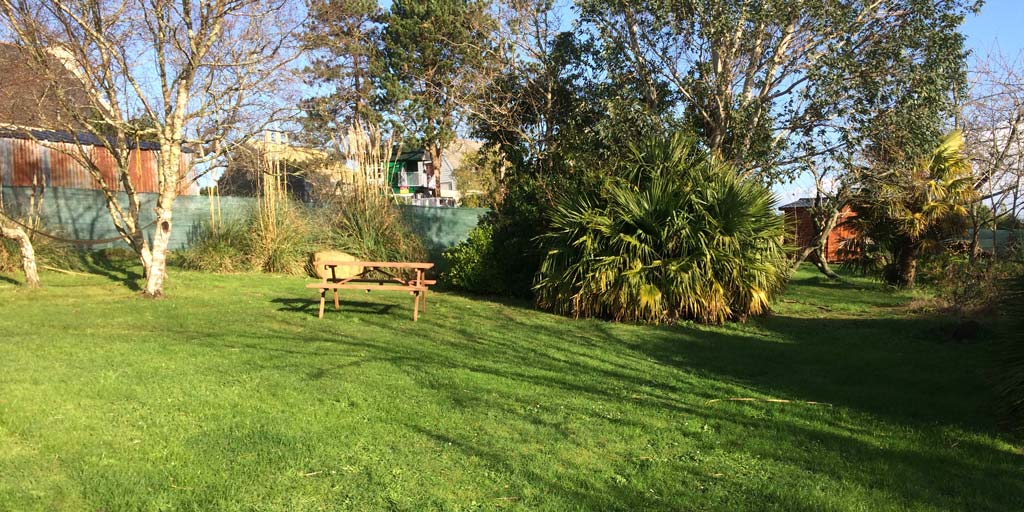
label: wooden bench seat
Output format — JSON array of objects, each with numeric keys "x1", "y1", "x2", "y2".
[{"x1": 307, "y1": 282, "x2": 427, "y2": 291}]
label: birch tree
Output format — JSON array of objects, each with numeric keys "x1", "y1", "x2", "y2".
[
  {"x1": 1, "y1": 0, "x2": 300, "y2": 297},
  {"x1": 963, "y1": 49, "x2": 1024, "y2": 257},
  {"x1": 0, "y1": 218, "x2": 39, "y2": 287}
]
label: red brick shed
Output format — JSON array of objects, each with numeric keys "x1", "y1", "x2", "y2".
[{"x1": 779, "y1": 198, "x2": 859, "y2": 263}]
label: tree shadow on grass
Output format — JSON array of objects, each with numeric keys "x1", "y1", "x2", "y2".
[
  {"x1": 69, "y1": 250, "x2": 143, "y2": 291},
  {"x1": 617, "y1": 313, "x2": 1006, "y2": 431},
  {"x1": 0, "y1": 273, "x2": 22, "y2": 286},
  {"x1": 403, "y1": 412, "x2": 1024, "y2": 512},
  {"x1": 271, "y1": 296, "x2": 396, "y2": 317},
  {"x1": 172, "y1": 307, "x2": 1024, "y2": 511}
]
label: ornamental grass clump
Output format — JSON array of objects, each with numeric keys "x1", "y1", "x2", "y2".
[{"x1": 534, "y1": 133, "x2": 788, "y2": 324}]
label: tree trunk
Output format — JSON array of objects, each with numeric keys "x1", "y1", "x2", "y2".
[
  {"x1": 891, "y1": 240, "x2": 920, "y2": 288},
  {"x1": 813, "y1": 248, "x2": 840, "y2": 280},
  {"x1": 790, "y1": 206, "x2": 841, "y2": 280},
  {"x1": 429, "y1": 145, "x2": 444, "y2": 198},
  {"x1": 143, "y1": 208, "x2": 172, "y2": 298},
  {"x1": 133, "y1": 235, "x2": 153, "y2": 278},
  {"x1": 1, "y1": 224, "x2": 40, "y2": 288},
  {"x1": 142, "y1": 144, "x2": 181, "y2": 298},
  {"x1": 968, "y1": 203, "x2": 981, "y2": 263}
]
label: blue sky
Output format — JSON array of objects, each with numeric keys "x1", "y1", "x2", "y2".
[{"x1": 963, "y1": 0, "x2": 1024, "y2": 59}]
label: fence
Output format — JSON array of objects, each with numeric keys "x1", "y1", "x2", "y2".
[{"x1": 1, "y1": 186, "x2": 486, "y2": 259}]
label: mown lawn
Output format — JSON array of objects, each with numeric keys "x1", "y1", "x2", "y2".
[{"x1": 1, "y1": 265, "x2": 1021, "y2": 511}]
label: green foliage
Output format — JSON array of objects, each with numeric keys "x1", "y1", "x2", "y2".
[
  {"x1": 482, "y1": 173, "x2": 565, "y2": 298},
  {"x1": 178, "y1": 195, "x2": 425, "y2": 275},
  {"x1": 178, "y1": 203, "x2": 315, "y2": 275},
  {"x1": 300, "y1": 0, "x2": 382, "y2": 142},
  {"x1": 250, "y1": 204, "x2": 318, "y2": 275},
  {"x1": 441, "y1": 222, "x2": 501, "y2": 293},
  {"x1": 535, "y1": 133, "x2": 789, "y2": 324},
  {"x1": 925, "y1": 253, "x2": 1008, "y2": 317},
  {"x1": 175, "y1": 220, "x2": 253, "y2": 274},
  {"x1": 850, "y1": 131, "x2": 977, "y2": 287},
  {"x1": 322, "y1": 193, "x2": 427, "y2": 264},
  {"x1": 995, "y1": 273, "x2": 1024, "y2": 433},
  {"x1": 378, "y1": 0, "x2": 494, "y2": 157},
  {"x1": 576, "y1": 0, "x2": 978, "y2": 182},
  {"x1": 452, "y1": 145, "x2": 505, "y2": 209}
]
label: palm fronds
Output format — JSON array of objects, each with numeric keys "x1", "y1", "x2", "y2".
[{"x1": 534, "y1": 133, "x2": 788, "y2": 324}]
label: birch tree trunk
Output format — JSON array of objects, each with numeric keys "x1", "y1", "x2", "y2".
[
  {"x1": 143, "y1": 142, "x2": 182, "y2": 298},
  {"x1": 0, "y1": 224, "x2": 40, "y2": 288}
]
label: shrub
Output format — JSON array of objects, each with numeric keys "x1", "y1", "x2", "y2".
[
  {"x1": 927, "y1": 255, "x2": 1001, "y2": 316},
  {"x1": 534, "y1": 132, "x2": 789, "y2": 325},
  {"x1": 442, "y1": 222, "x2": 503, "y2": 293},
  {"x1": 178, "y1": 193, "x2": 426, "y2": 276},
  {"x1": 322, "y1": 192, "x2": 426, "y2": 265},
  {"x1": 177, "y1": 220, "x2": 252, "y2": 273},
  {"x1": 249, "y1": 202, "x2": 317, "y2": 274}
]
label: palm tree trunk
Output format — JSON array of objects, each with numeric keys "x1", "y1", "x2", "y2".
[{"x1": 893, "y1": 240, "x2": 920, "y2": 288}]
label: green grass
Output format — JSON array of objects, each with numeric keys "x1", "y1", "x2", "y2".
[{"x1": 0, "y1": 265, "x2": 1021, "y2": 511}]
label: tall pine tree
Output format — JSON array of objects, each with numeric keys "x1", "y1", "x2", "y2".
[{"x1": 378, "y1": 0, "x2": 495, "y2": 195}]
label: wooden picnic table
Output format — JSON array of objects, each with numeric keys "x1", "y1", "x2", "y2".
[{"x1": 307, "y1": 260, "x2": 435, "y2": 321}]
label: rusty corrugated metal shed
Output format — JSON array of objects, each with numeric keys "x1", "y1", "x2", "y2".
[{"x1": 0, "y1": 133, "x2": 196, "y2": 195}]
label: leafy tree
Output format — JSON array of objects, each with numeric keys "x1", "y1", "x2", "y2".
[
  {"x1": 378, "y1": 0, "x2": 495, "y2": 195},
  {"x1": 577, "y1": 0, "x2": 980, "y2": 182},
  {"x1": 787, "y1": 0, "x2": 975, "y2": 279},
  {"x1": 453, "y1": 145, "x2": 506, "y2": 208}
]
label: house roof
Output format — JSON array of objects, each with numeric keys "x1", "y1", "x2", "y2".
[
  {"x1": 779, "y1": 197, "x2": 815, "y2": 210},
  {"x1": 0, "y1": 43, "x2": 96, "y2": 130},
  {"x1": 0, "y1": 127, "x2": 165, "y2": 150},
  {"x1": 391, "y1": 148, "x2": 429, "y2": 163}
]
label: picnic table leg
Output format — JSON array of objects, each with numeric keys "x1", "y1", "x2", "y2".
[
  {"x1": 413, "y1": 290, "x2": 420, "y2": 321},
  {"x1": 318, "y1": 288, "x2": 326, "y2": 319},
  {"x1": 417, "y1": 269, "x2": 426, "y2": 312},
  {"x1": 329, "y1": 265, "x2": 340, "y2": 310}
]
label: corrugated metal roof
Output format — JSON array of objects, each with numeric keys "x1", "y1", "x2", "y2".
[
  {"x1": 0, "y1": 127, "x2": 164, "y2": 150},
  {"x1": 0, "y1": 43, "x2": 97, "y2": 130}
]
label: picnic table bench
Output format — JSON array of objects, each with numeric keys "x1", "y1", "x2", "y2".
[{"x1": 307, "y1": 260, "x2": 435, "y2": 321}]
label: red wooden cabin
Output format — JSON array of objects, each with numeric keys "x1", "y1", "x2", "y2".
[{"x1": 779, "y1": 198, "x2": 859, "y2": 263}]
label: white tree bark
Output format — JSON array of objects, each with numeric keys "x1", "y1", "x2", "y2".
[
  {"x1": 2, "y1": 0, "x2": 301, "y2": 298},
  {"x1": 0, "y1": 223, "x2": 40, "y2": 288}
]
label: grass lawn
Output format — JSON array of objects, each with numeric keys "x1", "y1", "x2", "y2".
[{"x1": 1, "y1": 264, "x2": 1021, "y2": 511}]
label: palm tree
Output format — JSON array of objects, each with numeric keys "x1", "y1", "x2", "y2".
[
  {"x1": 852, "y1": 130, "x2": 976, "y2": 287},
  {"x1": 534, "y1": 133, "x2": 789, "y2": 324}
]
